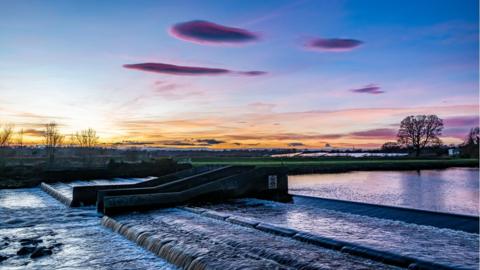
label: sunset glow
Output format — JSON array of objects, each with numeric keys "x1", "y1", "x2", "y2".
[{"x1": 0, "y1": 0, "x2": 478, "y2": 148}]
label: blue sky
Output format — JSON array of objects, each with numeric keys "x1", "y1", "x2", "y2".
[{"x1": 0, "y1": 0, "x2": 478, "y2": 148}]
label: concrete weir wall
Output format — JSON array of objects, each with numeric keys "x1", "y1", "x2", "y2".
[
  {"x1": 96, "y1": 166, "x2": 252, "y2": 212},
  {"x1": 71, "y1": 167, "x2": 214, "y2": 206},
  {"x1": 101, "y1": 167, "x2": 290, "y2": 215},
  {"x1": 40, "y1": 182, "x2": 72, "y2": 206}
]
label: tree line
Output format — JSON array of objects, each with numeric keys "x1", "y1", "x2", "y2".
[
  {"x1": 0, "y1": 122, "x2": 99, "y2": 164},
  {"x1": 1, "y1": 115, "x2": 479, "y2": 160},
  {"x1": 383, "y1": 115, "x2": 478, "y2": 158}
]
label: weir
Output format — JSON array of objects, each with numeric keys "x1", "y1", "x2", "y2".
[
  {"x1": 71, "y1": 166, "x2": 214, "y2": 206},
  {"x1": 38, "y1": 168, "x2": 479, "y2": 270},
  {"x1": 41, "y1": 165, "x2": 291, "y2": 214},
  {"x1": 100, "y1": 166, "x2": 290, "y2": 215}
]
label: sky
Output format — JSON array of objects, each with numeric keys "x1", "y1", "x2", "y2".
[{"x1": 0, "y1": 0, "x2": 478, "y2": 148}]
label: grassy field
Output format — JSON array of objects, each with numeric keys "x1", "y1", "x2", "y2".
[{"x1": 190, "y1": 157, "x2": 479, "y2": 173}]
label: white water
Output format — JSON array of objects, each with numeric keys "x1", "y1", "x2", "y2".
[
  {"x1": 199, "y1": 198, "x2": 479, "y2": 269},
  {"x1": 0, "y1": 188, "x2": 176, "y2": 270},
  {"x1": 48, "y1": 177, "x2": 150, "y2": 200},
  {"x1": 113, "y1": 208, "x2": 401, "y2": 269}
]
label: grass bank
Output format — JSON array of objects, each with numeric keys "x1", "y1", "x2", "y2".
[{"x1": 190, "y1": 157, "x2": 479, "y2": 174}]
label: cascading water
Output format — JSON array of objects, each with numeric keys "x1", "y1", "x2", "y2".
[
  {"x1": 0, "y1": 188, "x2": 176, "y2": 270},
  {"x1": 104, "y1": 207, "x2": 401, "y2": 270},
  {"x1": 196, "y1": 197, "x2": 479, "y2": 269},
  {"x1": 3, "y1": 174, "x2": 478, "y2": 270}
]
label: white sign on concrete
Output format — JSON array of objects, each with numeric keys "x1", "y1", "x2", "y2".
[{"x1": 268, "y1": 175, "x2": 278, "y2": 189}]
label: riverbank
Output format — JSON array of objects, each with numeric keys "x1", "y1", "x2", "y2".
[
  {"x1": 1, "y1": 157, "x2": 477, "y2": 189},
  {"x1": 191, "y1": 157, "x2": 479, "y2": 174}
]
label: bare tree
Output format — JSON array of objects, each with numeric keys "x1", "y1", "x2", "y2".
[
  {"x1": 73, "y1": 128, "x2": 98, "y2": 148},
  {"x1": 0, "y1": 123, "x2": 14, "y2": 147},
  {"x1": 464, "y1": 127, "x2": 479, "y2": 146},
  {"x1": 16, "y1": 128, "x2": 24, "y2": 147},
  {"x1": 460, "y1": 127, "x2": 479, "y2": 158},
  {"x1": 44, "y1": 122, "x2": 64, "y2": 164},
  {"x1": 397, "y1": 115, "x2": 443, "y2": 157},
  {"x1": 73, "y1": 128, "x2": 99, "y2": 166}
]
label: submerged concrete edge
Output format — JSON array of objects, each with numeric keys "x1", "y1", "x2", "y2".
[
  {"x1": 40, "y1": 182, "x2": 73, "y2": 207},
  {"x1": 293, "y1": 194, "x2": 479, "y2": 220},
  {"x1": 181, "y1": 207, "x2": 467, "y2": 270}
]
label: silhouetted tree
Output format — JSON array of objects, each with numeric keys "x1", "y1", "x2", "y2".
[
  {"x1": 381, "y1": 141, "x2": 401, "y2": 152},
  {"x1": 397, "y1": 115, "x2": 443, "y2": 157},
  {"x1": 16, "y1": 128, "x2": 24, "y2": 147},
  {"x1": 73, "y1": 128, "x2": 99, "y2": 166},
  {"x1": 0, "y1": 123, "x2": 14, "y2": 147},
  {"x1": 460, "y1": 127, "x2": 479, "y2": 158},
  {"x1": 464, "y1": 127, "x2": 479, "y2": 146},
  {"x1": 0, "y1": 123, "x2": 14, "y2": 165},
  {"x1": 74, "y1": 128, "x2": 98, "y2": 148},
  {"x1": 44, "y1": 122, "x2": 64, "y2": 164}
]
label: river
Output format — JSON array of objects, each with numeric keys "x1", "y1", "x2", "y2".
[{"x1": 289, "y1": 167, "x2": 479, "y2": 215}]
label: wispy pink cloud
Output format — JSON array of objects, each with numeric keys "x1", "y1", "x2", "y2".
[
  {"x1": 248, "y1": 102, "x2": 276, "y2": 111},
  {"x1": 349, "y1": 128, "x2": 397, "y2": 139},
  {"x1": 443, "y1": 115, "x2": 479, "y2": 127},
  {"x1": 441, "y1": 115, "x2": 479, "y2": 140},
  {"x1": 443, "y1": 128, "x2": 471, "y2": 140},
  {"x1": 153, "y1": 81, "x2": 204, "y2": 100},
  {"x1": 169, "y1": 20, "x2": 259, "y2": 45}
]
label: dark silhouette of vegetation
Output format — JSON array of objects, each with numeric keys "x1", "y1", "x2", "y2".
[
  {"x1": 16, "y1": 128, "x2": 24, "y2": 147},
  {"x1": 0, "y1": 124, "x2": 15, "y2": 167},
  {"x1": 381, "y1": 142, "x2": 402, "y2": 152},
  {"x1": 460, "y1": 127, "x2": 479, "y2": 158},
  {"x1": 73, "y1": 128, "x2": 98, "y2": 148},
  {"x1": 73, "y1": 128, "x2": 99, "y2": 165},
  {"x1": 0, "y1": 123, "x2": 14, "y2": 147},
  {"x1": 397, "y1": 115, "x2": 443, "y2": 157},
  {"x1": 44, "y1": 122, "x2": 64, "y2": 165}
]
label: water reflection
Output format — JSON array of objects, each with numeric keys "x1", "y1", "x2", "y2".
[{"x1": 288, "y1": 168, "x2": 479, "y2": 215}]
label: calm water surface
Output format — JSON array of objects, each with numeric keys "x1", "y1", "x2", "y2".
[{"x1": 288, "y1": 167, "x2": 479, "y2": 215}]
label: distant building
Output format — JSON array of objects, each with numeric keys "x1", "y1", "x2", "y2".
[{"x1": 448, "y1": 148, "x2": 460, "y2": 157}]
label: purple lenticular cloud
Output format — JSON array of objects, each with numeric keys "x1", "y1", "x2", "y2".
[
  {"x1": 124, "y1": 63, "x2": 229, "y2": 75},
  {"x1": 306, "y1": 38, "x2": 363, "y2": 51},
  {"x1": 169, "y1": 20, "x2": 259, "y2": 45},
  {"x1": 350, "y1": 84, "x2": 384, "y2": 94},
  {"x1": 238, "y1": 71, "x2": 267, "y2": 76},
  {"x1": 123, "y1": 62, "x2": 266, "y2": 76}
]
